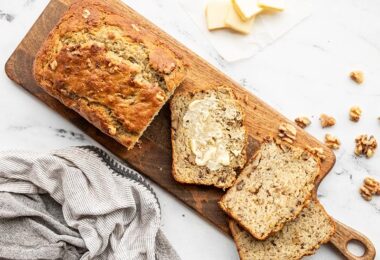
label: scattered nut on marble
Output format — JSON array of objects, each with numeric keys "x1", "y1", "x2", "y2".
[
  {"x1": 350, "y1": 70, "x2": 364, "y2": 84},
  {"x1": 354, "y1": 134, "x2": 377, "y2": 158},
  {"x1": 278, "y1": 123, "x2": 297, "y2": 144},
  {"x1": 319, "y1": 114, "x2": 336, "y2": 128},
  {"x1": 349, "y1": 106, "x2": 362, "y2": 122},
  {"x1": 325, "y1": 134, "x2": 340, "y2": 150},
  {"x1": 360, "y1": 177, "x2": 380, "y2": 201},
  {"x1": 294, "y1": 116, "x2": 311, "y2": 129}
]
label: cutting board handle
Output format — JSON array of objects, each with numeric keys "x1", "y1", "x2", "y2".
[{"x1": 330, "y1": 220, "x2": 376, "y2": 260}]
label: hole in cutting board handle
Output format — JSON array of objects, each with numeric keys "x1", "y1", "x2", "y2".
[{"x1": 347, "y1": 239, "x2": 366, "y2": 257}]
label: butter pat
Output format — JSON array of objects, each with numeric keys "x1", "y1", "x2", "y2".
[
  {"x1": 205, "y1": 0, "x2": 230, "y2": 31},
  {"x1": 258, "y1": 0, "x2": 285, "y2": 12},
  {"x1": 232, "y1": 0, "x2": 262, "y2": 21},
  {"x1": 183, "y1": 96, "x2": 232, "y2": 171},
  {"x1": 225, "y1": 4, "x2": 255, "y2": 34}
]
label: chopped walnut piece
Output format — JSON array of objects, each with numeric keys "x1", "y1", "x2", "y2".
[
  {"x1": 294, "y1": 117, "x2": 311, "y2": 129},
  {"x1": 49, "y1": 60, "x2": 57, "y2": 71},
  {"x1": 108, "y1": 125, "x2": 117, "y2": 136},
  {"x1": 325, "y1": 134, "x2": 340, "y2": 150},
  {"x1": 349, "y1": 106, "x2": 362, "y2": 122},
  {"x1": 360, "y1": 177, "x2": 380, "y2": 201},
  {"x1": 364, "y1": 177, "x2": 380, "y2": 195},
  {"x1": 350, "y1": 71, "x2": 364, "y2": 84},
  {"x1": 155, "y1": 92, "x2": 165, "y2": 102},
  {"x1": 360, "y1": 186, "x2": 373, "y2": 201},
  {"x1": 82, "y1": 9, "x2": 91, "y2": 19},
  {"x1": 278, "y1": 123, "x2": 297, "y2": 144},
  {"x1": 355, "y1": 135, "x2": 377, "y2": 158},
  {"x1": 319, "y1": 114, "x2": 336, "y2": 128},
  {"x1": 307, "y1": 146, "x2": 326, "y2": 161},
  {"x1": 274, "y1": 138, "x2": 291, "y2": 152}
]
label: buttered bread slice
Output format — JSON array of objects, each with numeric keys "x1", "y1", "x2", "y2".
[
  {"x1": 229, "y1": 200, "x2": 335, "y2": 260},
  {"x1": 170, "y1": 88, "x2": 247, "y2": 189},
  {"x1": 219, "y1": 138, "x2": 320, "y2": 239}
]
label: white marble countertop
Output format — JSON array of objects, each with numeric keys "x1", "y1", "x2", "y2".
[{"x1": 0, "y1": 0, "x2": 379, "y2": 259}]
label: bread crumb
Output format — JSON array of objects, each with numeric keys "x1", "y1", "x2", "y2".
[
  {"x1": 360, "y1": 177, "x2": 380, "y2": 201},
  {"x1": 294, "y1": 117, "x2": 311, "y2": 129},
  {"x1": 349, "y1": 106, "x2": 362, "y2": 122},
  {"x1": 350, "y1": 71, "x2": 364, "y2": 84},
  {"x1": 355, "y1": 134, "x2": 377, "y2": 158},
  {"x1": 319, "y1": 114, "x2": 336, "y2": 128},
  {"x1": 324, "y1": 134, "x2": 340, "y2": 150},
  {"x1": 278, "y1": 123, "x2": 297, "y2": 144}
]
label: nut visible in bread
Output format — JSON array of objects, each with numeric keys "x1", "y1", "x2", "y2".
[{"x1": 33, "y1": 0, "x2": 187, "y2": 149}]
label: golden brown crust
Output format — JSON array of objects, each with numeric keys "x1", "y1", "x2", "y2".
[
  {"x1": 219, "y1": 137, "x2": 321, "y2": 240},
  {"x1": 228, "y1": 220, "x2": 247, "y2": 260},
  {"x1": 33, "y1": 0, "x2": 186, "y2": 149}
]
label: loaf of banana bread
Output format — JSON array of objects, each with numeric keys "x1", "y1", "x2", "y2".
[{"x1": 33, "y1": 0, "x2": 186, "y2": 149}]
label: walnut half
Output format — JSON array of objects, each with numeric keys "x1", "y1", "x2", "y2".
[
  {"x1": 360, "y1": 177, "x2": 380, "y2": 201},
  {"x1": 325, "y1": 134, "x2": 340, "y2": 150},
  {"x1": 349, "y1": 106, "x2": 362, "y2": 122},
  {"x1": 307, "y1": 146, "x2": 326, "y2": 161},
  {"x1": 350, "y1": 71, "x2": 364, "y2": 84},
  {"x1": 278, "y1": 123, "x2": 297, "y2": 144},
  {"x1": 355, "y1": 134, "x2": 377, "y2": 158},
  {"x1": 294, "y1": 117, "x2": 311, "y2": 129},
  {"x1": 319, "y1": 114, "x2": 336, "y2": 128}
]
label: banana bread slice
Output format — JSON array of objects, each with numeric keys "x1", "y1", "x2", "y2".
[
  {"x1": 229, "y1": 200, "x2": 335, "y2": 260},
  {"x1": 170, "y1": 87, "x2": 247, "y2": 189},
  {"x1": 219, "y1": 138, "x2": 320, "y2": 239},
  {"x1": 33, "y1": 0, "x2": 186, "y2": 149}
]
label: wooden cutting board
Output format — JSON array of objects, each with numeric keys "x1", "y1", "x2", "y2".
[{"x1": 5, "y1": 0, "x2": 375, "y2": 259}]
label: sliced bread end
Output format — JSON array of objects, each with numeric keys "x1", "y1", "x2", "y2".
[{"x1": 229, "y1": 200, "x2": 335, "y2": 260}]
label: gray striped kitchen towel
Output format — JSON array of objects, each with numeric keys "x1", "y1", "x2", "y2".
[{"x1": 0, "y1": 146, "x2": 180, "y2": 260}]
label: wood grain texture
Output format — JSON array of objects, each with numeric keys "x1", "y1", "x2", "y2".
[
  {"x1": 4, "y1": 0, "x2": 375, "y2": 258},
  {"x1": 330, "y1": 220, "x2": 376, "y2": 260}
]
